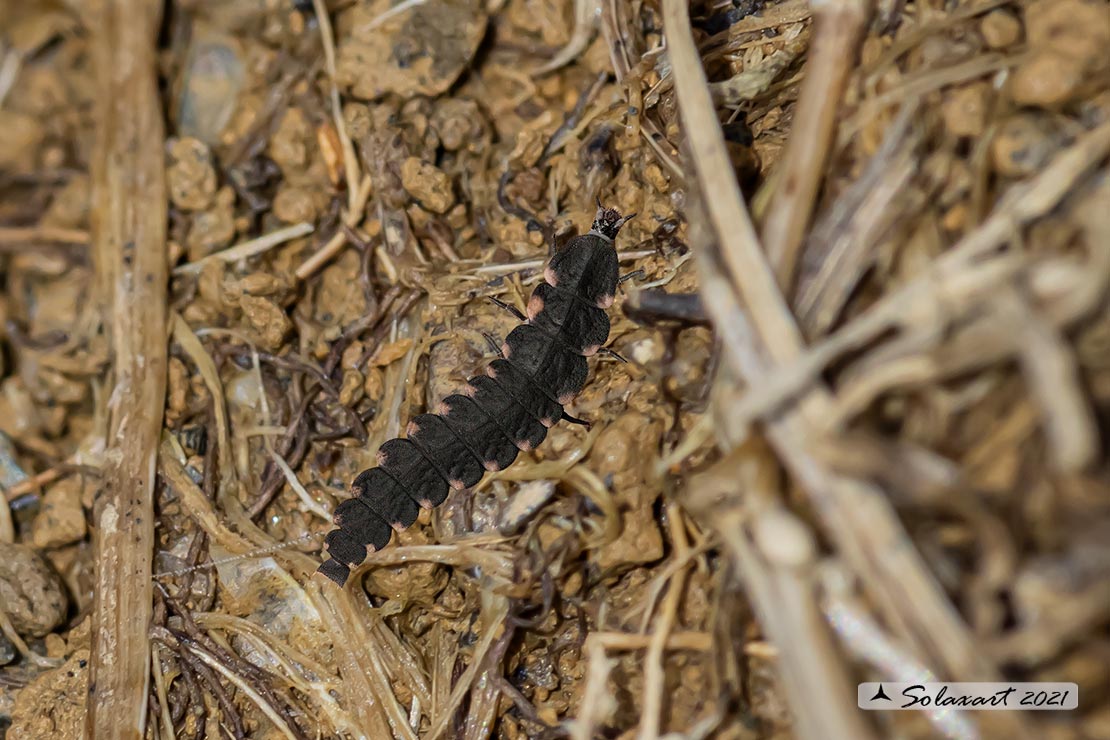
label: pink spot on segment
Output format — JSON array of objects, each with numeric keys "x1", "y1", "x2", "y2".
[
  {"x1": 463, "y1": 384, "x2": 477, "y2": 397},
  {"x1": 541, "y1": 417, "x2": 555, "y2": 428},
  {"x1": 501, "y1": 342, "x2": 511, "y2": 357},
  {"x1": 484, "y1": 460, "x2": 501, "y2": 472},
  {"x1": 558, "y1": 392, "x2": 576, "y2": 404},
  {"x1": 517, "y1": 439, "x2": 534, "y2": 451},
  {"x1": 449, "y1": 478, "x2": 466, "y2": 491},
  {"x1": 582, "y1": 344, "x2": 600, "y2": 356},
  {"x1": 544, "y1": 266, "x2": 558, "y2": 286},
  {"x1": 406, "y1": 420, "x2": 421, "y2": 436},
  {"x1": 527, "y1": 294, "x2": 545, "y2": 320},
  {"x1": 596, "y1": 293, "x2": 615, "y2": 309},
  {"x1": 435, "y1": 401, "x2": 451, "y2": 415}
]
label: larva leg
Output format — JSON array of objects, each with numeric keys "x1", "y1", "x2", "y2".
[
  {"x1": 488, "y1": 296, "x2": 527, "y2": 322},
  {"x1": 482, "y1": 332, "x2": 505, "y2": 357},
  {"x1": 619, "y1": 269, "x2": 645, "y2": 284},
  {"x1": 597, "y1": 346, "x2": 628, "y2": 363},
  {"x1": 561, "y1": 410, "x2": 591, "y2": 429}
]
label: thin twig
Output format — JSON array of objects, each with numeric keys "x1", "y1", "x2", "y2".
[
  {"x1": 638, "y1": 503, "x2": 692, "y2": 740},
  {"x1": 0, "y1": 602, "x2": 63, "y2": 668},
  {"x1": 0, "y1": 225, "x2": 90, "y2": 245},
  {"x1": 2, "y1": 462, "x2": 101, "y2": 501},
  {"x1": 295, "y1": 175, "x2": 373, "y2": 280},
  {"x1": 268, "y1": 448, "x2": 333, "y2": 520},
  {"x1": 532, "y1": 0, "x2": 603, "y2": 75},
  {"x1": 172, "y1": 222, "x2": 314, "y2": 275},
  {"x1": 311, "y1": 0, "x2": 360, "y2": 213}
]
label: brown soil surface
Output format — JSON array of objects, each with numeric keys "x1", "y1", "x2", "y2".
[{"x1": 2, "y1": 0, "x2": 1110, "y2": 738}]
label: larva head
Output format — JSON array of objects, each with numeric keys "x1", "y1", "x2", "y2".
[{"x1": 589, "y1": 201, "x2": 636, "y2": 242}]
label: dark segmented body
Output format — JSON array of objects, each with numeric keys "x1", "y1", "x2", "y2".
[{"x1": 317, "y1": 205, "x2": 632, "y2": 585}]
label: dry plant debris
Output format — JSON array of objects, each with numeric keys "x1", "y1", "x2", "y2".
[{"x1": 2, "y1": 0, "x2": 1110, "y2": 738}]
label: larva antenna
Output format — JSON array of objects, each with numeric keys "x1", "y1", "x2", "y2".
[{"x1": 152, "y1": 531, "x2": 325, "y2": 580}]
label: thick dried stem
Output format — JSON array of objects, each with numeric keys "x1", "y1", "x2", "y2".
[{"x1": 86, "y1": 1, "x2": 168, "y2": 737}]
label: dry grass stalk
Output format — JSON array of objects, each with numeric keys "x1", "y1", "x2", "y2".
[
  {"x1": 171, "y1": 222, "x2": 314, "y2": 275},
  {"x1": 0, "y1": 602, "x2": 61, "y2": 669},
  {"x1": 760, "y1": 0, "x2": 872, "y2": 291},
  {"x1": 568, "y1": 639, "x2": 618, "y2": 740},
  {"x1": 310, "y1": 0, "x2": 360, "y2": 214},
  {"x1": 996, "y1": 285, "x2": 1097, "y2": 472},
  {"x1": 311, "y1": 586, "x2": 420, "y2": 739},
  {"x1": 662, "y1": 3, "x2": 875, "y2": 737},
  {"x1": 84, "y1": 1, "x2": 168, "y2": 737},
  {"x1": 532, "y1": 0, "x2": 603, "y2": 75},
  {"x1": 687, "y1": 445, "x2": 875, "y2": 740},
  {"x1": 1, "y1": 464, "x2": 69, "y2": 501},
  {"x1": 638, "y1": 503, "x2": 694, "y2": 740},
  {"x1": 819, "y1": 569, "x2": 978, "y2": 740},
  {"x1": 663, "y1": 1, "x2": 1039, "y2": 737},
  {"x1": 601, "y1": 0, "x2": 684, "y2": 178},
  {"x1": 294, "y1": 174, "x2": 373, "y2": 280},
  {"x1": 158, "y1": 439, "x2": 254, "y2": 556},
  {"x1": 794, "y1": 101, "x2": 920, "y2": 335}
]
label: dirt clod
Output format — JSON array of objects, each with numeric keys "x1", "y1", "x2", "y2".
[
  {"x1": 0, "y1": 543, "x2": 68, "y2": 638},
  {"x1": 7, "y1": 649, "x2": 89, "y2": 740},
  {"x1": 31, "y1": 478, "x2": 88, "y2": 550},
  {"x1": 167, "y1": 137, "x2": 218, "y2": 211},
  {"x1": 980, "y1": 9, "x2": 1023, "y2": 49},
  {"x1": 400, "y1": 157, "x2": 455, "y2": 214},
  {"x1": 1010, "y1": 0, "x2": 1110, "y2": 108}
]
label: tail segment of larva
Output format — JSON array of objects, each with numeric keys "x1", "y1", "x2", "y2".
[{"x1": 316, "y1": 204, "x2": 632, "y2": 586}]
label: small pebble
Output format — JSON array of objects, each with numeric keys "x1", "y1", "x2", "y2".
[
  {"x1": 272, "y1": 184, "x2": 320, "y2": 224},
  {"x1": 499, "y1": 480, "x2": 557, "y2": 533},
  {"x1": 0, "y1": 432, "x2": 29, "y2": 490},
  {"x1": 338, "y1": 369, "x2": 364, "y2": 407},
  {"x1": 238, "y1": 295, "x2": 293, "y2": 352},
  {"x1": 8, "y1": 648, "x2": 89, "y2": 739},
  {"x1": 942, "y1": 83, "x2": 991, "y2": 138},
  {"x1": 593, "y1": 424, "x2": 635, "y2": 477},
  {"x1": 431, "y1": 99, "x2": 483, "y2": 151},
  {"x1": 1010, "y1": 0, "x2": 1110, "y2": 109},
  {"x1": 1010, "y1": 51, "x2": 1088, "y2": 109},
  {"x1": 400, "y1": 157, "x2": 455, "y2": 214},
  {"x1": 754, "y1": 508, "x2": 816, "y2": 569},
  {"x1": 0, "y1": 632, "x2": 15, "y2": 665},
  {"x1": 31, "y1": 477, "x2": 88, "y2": 549},
  {"x1": 167, "y1": 356, "x2": 190, "y2": 417},
  {"x1": 269, "y1": 108, "x2": 313, "y2": 171},
  {"x1": 0, "y1": 542, "x2": 69, "y2": 638},
  {"x1": 187, "y1": 186, "x2": 236, "y2": 260},
  {"x1": 175, "y1": 30, "x2": 244, "y2": 144},
  {"x1": 0, "y1": 110, "x2": 45, "y2": 172},
  {"x1": 980, "y1": 10, "x2": 1022, "y2": 49},
  {"x1": 990, "y1": 114, "x2": 1062, "y2": 178},
  {"x1": 166, "y1": 137, "x2": 218, "y2": 211}
]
